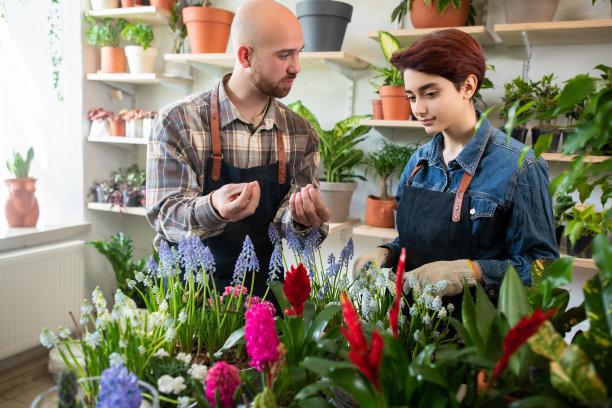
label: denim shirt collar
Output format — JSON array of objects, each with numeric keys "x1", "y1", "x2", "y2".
[{"x1": 426, "y1": 110, "x2": 492, "y2": 176}]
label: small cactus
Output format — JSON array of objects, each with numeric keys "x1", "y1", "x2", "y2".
[{"x1": 57, "y1": 371, "x2": 80, "y2": 408}]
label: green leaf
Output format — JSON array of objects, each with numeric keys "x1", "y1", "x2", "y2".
[
  {"x1": 593, "y1": 233, "x2": 612, "y2": 280},
  {"x1": 533, "y1": 132, "x2": 552, "y2": 159},
  {"x1": 379, "y1": 31, "x2": 401, "y2": 62},
  {"x1": 305, "y1": 304, "x2": 341, "y2": 344},
  {"x1": 213, "y1": 327, "x2": 245, "y2": 358},
  {"x1": 507, "y1": 395, "x2": 572, "y2": 408},
  {"x1": 293, "y1": 382, "x2": 332, "y2": 400},
  {"x1": 268, "y1": 281, "x2": 291, "y2": 314},
  {"x1": 474, "y1": 283, "x2": 497, "y2": 345},
  {"x1": 499, "y1": 265, "x2": 532, "y2": 328}
]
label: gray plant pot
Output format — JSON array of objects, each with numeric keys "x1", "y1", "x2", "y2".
[
  {"x1": 319, "y1": 181, "x2": 356, "y2": 223},
  {"x1": 296, "y1": 0, "x2": 353, "y2": 52}
]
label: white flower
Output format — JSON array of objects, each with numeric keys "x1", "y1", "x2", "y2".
[
  {"x1": 149, "y1": 311, "x2": 166, "y2": 328},
  {"x1": 175, "y1": 352, "x2": 192, "y2": 366},
  {"x1": 92, "y1": 286, "x2": 107, "y2": 313},
  {"x1": 40, "y1": 328, "x2": 58, "y2": 348},
  {"x1": 164, "y1": 316, "x2": 175, "y2": 329},
  {"x1": 80, "y1": 315, "x2": 89, "y2": 325},
  {"x1": 398, "y1": 314, "x2": 406, "y2": 326},
  {"x1": 433, "y1": 280, "x2": 448, "y2": 294},
  {"x1": 81, "y1": 299, "x2": 93, "y2": 315},
  {"x1": 422, "y1": 314, "x2": 431, "y2": 326},
  {"x1": 58, "y1": 326, "x2": 70, "y2": 339},
  {"x1": 438, "y1": 307, "x2": 447, "y2": 318},
  {"x1": 159, "y1": 300, "x2": 168, "y2": 312},
  {"x1": 84, "y1": 331, "x2": 102, "y2": 348},
  {"x1": 127, "y1": 279, "x2": 136, "y2": 289},
  {"x1": 153, "y1": 348, "x2": 169, "y2": 358},
  {"x1": 409, "y1": 305, "x2": 418, "y2": 317},
  {"x1": 138, "y1": 345, "x2": 146, "y2": 355},
  {"x1": 177, "y1": 396, "x2": 190, "y2": 408},
  {"x1": 144, "y1": 276, "x2": 153, "y2": 287},
  {"x1": 158, "y1": 375, "x2": 175, "y2": 394},
  {"x1": 432, "y1": 296, "x2": 442, "y2": 312},
  {"x1": 447, "y1": 303, "x2": 455, "y2": 314},
  {"x1": 413, "y1": 329, "x2": 420, "y2": 342},
  {"x1": 171, "y1": 376, "x2": 187, "y2": 394},
  {"x1": 135, "y1": 271, "x2": 145, "y2": 282},
  {"x1": 165, "y1": 327, "x2": 177, "y2": 343},
  {"x1": 188, "y1": 364, "x2": 208, "y2": 382},
  {"x1": 433, "y1": 331, "x2": 441, "y2": 339},
  {"x1": 119, "y1": 338, "x2": 128, "y2": 348},
  {"x1": 178, "y1": 310, "x2": 187, "y2": 324},
  {"x1": 375, "y1": 273, "x2": 387, "y2": 290},
  {"x1": 109, "y1": 352, "x2": 125, "y2": 366},
  {"x1": 408, "y1": 272, "x2": 418, "y2": 290}
]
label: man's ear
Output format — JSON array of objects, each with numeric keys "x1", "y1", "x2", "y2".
[
  {"x1": 237, "y1": 45, "x2": 252, "y2": 68},
  {"x1": 462, "y1": 74, "x2": 478, "y2": 100}
]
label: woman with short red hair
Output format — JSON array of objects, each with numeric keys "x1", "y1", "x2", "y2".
[{"x1": 354, "y1": 29, "x2": 558, "y2": 305}]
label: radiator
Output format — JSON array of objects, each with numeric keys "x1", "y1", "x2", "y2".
[{"x1": 0, "y1": 240, "x2": 84, "y2": 360}]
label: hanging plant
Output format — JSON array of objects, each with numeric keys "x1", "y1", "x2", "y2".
[{"x1": 48, "y1": 0, "x2": 64, "y2": 102}]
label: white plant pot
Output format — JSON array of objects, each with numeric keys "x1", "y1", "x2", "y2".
[
  {"x1": 125, "y1": 46, "x2": 158, "y2": 74},
  {"x1": 90, "y1": 0, "x2": 119, "y2": 10},
  {"x1": 89, "y1": 120, "x2": 110, "y2": 138},
  {"x1": 142, "y1": 117, "x2": 154, "y2": 141},
  {"x1": 126, "y1": 118, "x2": 143, "y2": 138}
]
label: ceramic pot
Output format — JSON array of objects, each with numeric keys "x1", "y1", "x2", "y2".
[
  {"x1": 372, "y1": 99, "x2": 384, "y2": 120},
  {"x1": 109, "y1": 118, "x2": 126, "y2": 136},
  {"x1": 509, "y1": 126, "x2": 527, "y2": 144},
  {"x1": 531, "y1": 127, "x2": 561, "y2": 152},
  {"x1": 379, "y1": 85, "x2": 411, "y2": 120},
  {"x1": 90, "y1": 0, "x2": 119, "y2": 10},
  {"x1": 567, "y1": 235, "x2": 593, "y2": 258},
  {"x1": 410, "y1": 0, "x2": 470, "y2": 28},
  {"x1": 142, "y1": 118, "x2": 154, "y2": 140},
  {"x1": 125, "y1": 46, "x2": 157, "y2": 74},
  {"x1": 319, "y1": 181, "x2": 356, "y2": 223},
  {"x1": 120, "y1": 0, "x2": 143, "y2": 7},
  {"x1": 503, "y1": 0, "x2": 559, "y2": 23},
  {"x1": 296, "y1": 0, "x2": 353, "y2": 51},
  {"x1": 100, "y1": 46, "x2": 126, "y2": 73},
  {"x1": 365, "y1": 195, "x2": 397, "y2": 228},
  {"x1": 183, "y1": 6, "x2": 235, "y2": 53},
  {"x1": 89, "y1": 120, "x2": 110, "y2": 138},
  {"x1": 4, "y1": 178, "x2": 39, "y2": 228},
  {"x1": 150, "y1": 0, "x2": 176, "y2": 12},
  {"x1": 126, "y1": 118, "x2": 143, "y2": 138}
]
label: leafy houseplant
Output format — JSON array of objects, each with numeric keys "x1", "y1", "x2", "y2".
[
  {"x1": 500, "y1": 76, "x2": 537, "y2": 144},
  {"x1": 4, "y1": 147, "x2": 39, "y2": 227},
  {"x1": 531, "y1": 73, "x2": 562, "y2": 150},
  {"x1": 121, "y1": 21, "x2": 154, "y2": 50},
  {"x1": 6, "y1": 147, "x2": 34, "y2": 179},
  {"x1": 84, "y1": 17, "x2": 128, "y2": 73},
  {"x1": 121, "y1": 21, "x2": 157, "y2": 74},
  {"x1": 563, "y1": 205, "x2": 607, "y2": 258},
  {"x1": 391, "y1": 0, "x2": 475, "y2": 27}
]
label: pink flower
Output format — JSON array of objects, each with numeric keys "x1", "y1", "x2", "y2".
[
  {"x1": 244, "y1": 303, "x2": 279, "y2": 372},
  {"x1": 246, "y1": 296, "x2": 276, "y2": 316},
  {"x1": 205, "y1": 361, "x2": 241, "y2": 408},
  {"x1": 223, "y1": 285, "x2": 248, "y2": 297}
]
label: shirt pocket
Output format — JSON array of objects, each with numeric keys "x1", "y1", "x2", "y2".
[{"x1": 469, "y1": 196, "x2": 497, "y2": 248}]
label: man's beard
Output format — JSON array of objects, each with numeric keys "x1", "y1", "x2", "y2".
[{"x1": 250, "y1": 64, "x2": 296, "y2": 99}]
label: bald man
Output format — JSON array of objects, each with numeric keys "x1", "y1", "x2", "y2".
[{"x1": 146, "y1": 0, "x2": 330, "y2": 298}]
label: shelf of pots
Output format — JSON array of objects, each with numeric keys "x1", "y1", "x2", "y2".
[
  {"x1": 86, "y1": 72, "x2": 193, "y2": 84},
  {"x1": 494, "y1": 19, "x2": 612, "y2": 46},
  {"x1": 85, "y1": 5, "x2": 171, "y2": 26}
]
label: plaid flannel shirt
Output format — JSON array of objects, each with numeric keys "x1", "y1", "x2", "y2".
[{"x1": 146, "y1": 75, "x2": 328, "y2": 249}]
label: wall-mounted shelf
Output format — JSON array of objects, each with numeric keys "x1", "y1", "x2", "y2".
[
  {"x1": 87, "y1": 73, "x2": 192, "y2": 85},
  {"x1": 541, "y1": 153, "x2": 610, "y2": 163},
  {"x1": 367, "y1": 26, "x2": 495, "y2": 47},
  {"x1": 85, "y1": 6, "x2": 170, "y2": 26},
  {"x1": 494, "y1": 19, "x2": 612, "y2": 46},
  {"x1": 352, "y1": 224, "x2": 398, "y2": 240},
  {"x1": 329, "y1": 218, "x2": 360, "y2": 235},
  {"x1": 360, "y1": 119, "x2": 424, "y2": 128},
  {"x1": 87, "y1": 202, "x2": 146, "y2": 216},
  {"x1": 87, "y1": 135, "x2": 148, "y2": 150}
]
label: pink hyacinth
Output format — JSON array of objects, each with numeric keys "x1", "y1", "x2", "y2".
[
  {"x1": 205, "y1": 361, "x2": 241, "y2": 408},
  {"x1": 246, "y1": 296, "x2": 277, "y2": 316},
  {"x1": 244, "y1": 303, "x2": 279, "y2": 372},
  {"x1": 223, "y1": 285, "x2": 248, "y2": 297}
]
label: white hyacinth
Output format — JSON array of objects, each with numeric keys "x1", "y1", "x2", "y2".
[
  {"x1": 127, "y1": 279, "x2": 136, "y2": 289},
  {"x1": 165, "y1": 327, "x2": 177, "y2": 343},
  {"x1": 40, "y1": 328, "x2": 58, "y2": 348},
  {"x1": 58, "y1": 326, "x2": 70, "y2": 339},
  {"x1": 135, "y1": 271, "x2": 146, "y2": 282},
  {"x1": 119, "y1": 338, "x2": 128, "y2": 348},
  {"x1": 81, "y1": 299, "x2": 93, "y2": 315},
  {"x1": 188, "y1": 364, "x2": 208, "y2": 382},
  {"x1": 178, "y1": 310, "x2": 187, "y2": 324},
  {"x1": 92, "y1": 286, "x2": 107, "y2": 313},
  {"x1": 157, "y1": 375, "x2": 186, "y2": 395},
  {"x1": 138, "y1": 345, "x2": 146, "y2": 355},
  {"x1": 175, "y1": 352, "x2": 192, "y2": 366},
  {"x1": 84, "y1": 331, "x2": 102, "y2": 348},
  {"x1": 177, "y1": 396, "x2": 190, "y2": 408},
  {"x1": 109, "y1": 352, "x2": 125, "y2": 366},
  {"x1": 153, "y1": 348, "x2": 169, "y2": 358}
]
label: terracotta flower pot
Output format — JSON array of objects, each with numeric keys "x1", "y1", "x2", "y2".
[
  {"x1": 379, "y1": 85, "x2": 411, "y2": 121},
  {"x1": 100, "y1": 46, "x2": 126, "y2": 73},
  {"x1": 183, "y1": 6, "x2": 235, "y2": 53},
  {"x1": 110, "y1": 119, "x2": 126, "y2": 136},
  {"x1": 365, "y1": 195, "x2": 397, "y2": 228},
  {"x1": 372, "y1": 99, "x2": 384, "y2": 120},
  {"x1": 150, "y1": 0, "x2": 176, "y2": 12},
  {"x1": 410, "y1": 0, "x2": 470, "y2": 28},
  {"x1": 4, "y1": 178, "x2": 39, "y2": 228},
  {"x1": 120, "y1": 0, "x2": 143, "y2": 7}
]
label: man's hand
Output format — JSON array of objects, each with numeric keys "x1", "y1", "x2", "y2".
[
  {"x1": 402, "y1": 260, "x2": 479, "y2": 297},
  {"x1": 210, "y1": 181, "x2": 260, "y2": 222},
  {"x1": 289, "y1": 184, "x2": 330, "y2": 227},
  {"x1": 352, "y1": 247, "x2": 392, "y2": 280}
]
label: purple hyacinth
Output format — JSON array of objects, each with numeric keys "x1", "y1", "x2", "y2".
[
  {"x1": 338, "y1": 238, "x2": 354, "y2": 268},
  {"x1": 268, "y1": 223, "x2": 281, "y2": 247},
  {"x1": 199, "y1": 245, "x2": 216, "y2": 277},
  {"x1": 284, "y1": 225, "x2": 304, "y2": 256},
  {"x1": 146, "y1": 255, "x2": 158, "y2": 277},
  {"x1": 158, "y1": 240, "x2": 175, "y2": 278},
  {"x1": 325, "y1": 253, "x2": 341, "y2": 278},
  {"x1": 97, "y1": 363, "x2": 142, "y2": 408},
  {"x1": 178, "y1": 236, "x2": 197, "y2": 281},
  {"x1": 268, "y1": 244, "x2": 283, "y2": 281},
  {"x1": 232, "y1": 236, "x2": 259, "y2": 285}
]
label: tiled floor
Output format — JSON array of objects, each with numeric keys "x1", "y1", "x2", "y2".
[{"x1": 0, "y1": 354, "x2": 54, "y2": 408}]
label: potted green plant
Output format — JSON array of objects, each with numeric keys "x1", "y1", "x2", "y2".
[
  {"x1": 552, "y1": 193, "x2": 575, "y2": 247},
  {"x1": 4, "y1": 147, "x2": 39, "y2": 227},
  {"x1": 87, "y1": 179, "x2": 112, "y2": 203},
  {"x1": 500, "y1": 76, "x2": 537, "y2": 143},
  {"x1": 121, "y1": 21, "x2": 156, "y2": 74},
  {"x1": 296, "y1": 0, "x2": 353, "y2": 52},
  {"x1": 532, "y1": 73, "x2": 562, "y2": 151},
  {"x1": 563, "y1": 205, "x2": 606, "y2": 258},
  {"x1": 84, "y1": 16, "x2": 128, "y2": 73},
  {"x1": 371, "y1": 31, "x2": 411, "y2": 121},
  {"x1": 363, "y1": 140, "x2": 418, "y2": 228},
  {"x1": 402, "y1": 0, "x2": 471, "y2": 28},
  {"x1": 289, "y1": 100, "x2": 370, "y2": 223},
  {"x1": 87, "y1": 107, "x2": 112, "y2": 138},
  {"x1": 182, "y1": 1, "x2": 235, "y2": 53}
]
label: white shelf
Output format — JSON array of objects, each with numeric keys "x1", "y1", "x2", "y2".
[
  {"x1": 87, "y1": 202, "x2": 146, "y2": 216},
  {"x1": 87, "y1": 73, "x2": 193, "y2": 85},
  {"x1": 541, "y1": 153, "x2": 610, "y2": 163},
  {"x1": 494, "y1": 19, "x2": 612, "y2": 45},
  {"x1": 352, "y1": 224, "x2": 398, "y2": 240},
  {"x1": 87, "y1": 135, "x2": 148, "y2": 145},
  {"x1": 367, "y1": 26, "x2": 494, "y2": 47},
  {"x1": 329, "y1": 218, "x2": 360, "y2": 234},
  {"x1": 164, "y1": 51, "x2": 372, "y2": 71},
  {"x1": 85, "y1": 6, "x2": 170, "y2": 26},
  {"x1": 360, "y1": 119, "x2": 424, "y2": 128}
]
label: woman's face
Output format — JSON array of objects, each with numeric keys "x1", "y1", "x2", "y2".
[{"x1": 403, "y1": 69, "x2": 471, "y2": 135}]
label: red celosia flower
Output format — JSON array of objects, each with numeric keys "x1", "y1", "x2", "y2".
[
  {"x1": 389, "y1": 248, "x2": 406, "y2": 338},
  {"x1": 490, "y1": 308, "x2": 556, "y2": 385},
  {"x1": 283, "y1": 263, "x2": 311, "y2": 317},
  {"x1": 340, "y1": 293, "x2": 384, "y2": 391}
]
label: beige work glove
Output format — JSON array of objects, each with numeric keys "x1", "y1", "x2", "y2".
[
  {"x1": 352, "y1": 247, "x2": 392, "y2": 280},
  {"x1": 403, "y1": 260, "x2": 476, "y2": 297}
]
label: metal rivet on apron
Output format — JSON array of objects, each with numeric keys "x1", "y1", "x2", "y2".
[
  {"x1": 453, "y1": 215, "x2": 458, "y2": 220},
  {"x1": 470, "y1": 208, "x2": 476, "y2": 215},
  {"x1": 455, "y1": 205, "x2": 459, "y2": 210}
]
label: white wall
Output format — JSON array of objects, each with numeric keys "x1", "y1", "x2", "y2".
[{"x1": 1, "y1": 0, "x2": 610, "y2": 301}]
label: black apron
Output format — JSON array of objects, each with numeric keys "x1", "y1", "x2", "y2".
[{"x1": 173, "y1": 84, "x2": 290, "y2": 300}]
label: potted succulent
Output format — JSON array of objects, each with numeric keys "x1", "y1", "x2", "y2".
[
  {"x1": 391, "y1": 0, "x2": 471, "y2": 29},
  {"x1": 87, "y1": 107, "x2": 112, "y2": 138},
  {"x1": 4, "y1": 147, "x2": 39, "y2": 227},
  {"x1": 182, "y1": 1, "x2": 235, "y2": 53},
  {"x1": 109, "y1": 109, "x2": 128, "y2": 137},
  {"x1": 296, "y1": 0, "x2": 353, "y2": 52},
  {"x1": 121, "y1": 21, "x2": 157, "y2": 74},
  {"x1": 289, "y1": 100, "x2": 370, "y2": 223},
  {"x1": 371, "y1": 31, "x2": 411, "y2": 121},
  {"x1": 84, "y1": 16, "x2": 128, "y2": 73},
  {"x1": 363, "y1": 140, "x2": 418, "y2": 228},
  {"x1": 532, "y1": 73, "x2": 562, "y2": 151}
]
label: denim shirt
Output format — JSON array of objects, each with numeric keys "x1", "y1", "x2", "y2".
[{"x1": 383, "y1": 115, "x2": 559, "y2": 295}]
